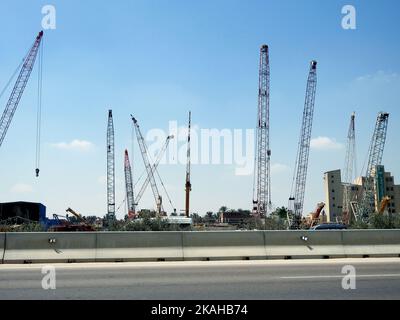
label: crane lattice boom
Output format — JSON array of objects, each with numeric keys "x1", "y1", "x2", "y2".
[
  {"x1": 124, "y1": 149, "x2": 135, "y2": 218},
  {"x1": 185, "y1": 111, "x2": 191, "y2": 218},
  {"x1": 107, "y1": 110, "x2": 115, "y2": 218},
  {"x1": 252, "y1": 44, "x2": 271, "y2": 217},
  {"x1": 342, "y1": 112, "x2": 357, "y2": 222},
  {"x1": 135, "y1": 135, "x2": 173, "y2": 206},
  {"x1": 0, "y1": 31, "x2": 43, "y2": 148},
  {"x1": 288, "y1": 60, "x2": 317, "y2": 229},
  {"x1": 357, "y1": 112, "x2": 389, "y2": 221},
  {"x1": 131, "y1": 115, "x2": 163, "y2": 214}
]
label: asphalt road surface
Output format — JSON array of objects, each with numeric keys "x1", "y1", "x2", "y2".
[{"x1": 1, "y1": 258, "x2": 400, "y2": 299}]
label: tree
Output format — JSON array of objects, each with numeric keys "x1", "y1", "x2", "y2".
[
  {"x1": 219, "y1": 206, "x2": 228, "y2": 213},
  {"x1": 271, "y1": 206, "x2": 288, "y2": 220},
  {"x1": 190, "y1": 213, "x2": 203, "y2": 224}
]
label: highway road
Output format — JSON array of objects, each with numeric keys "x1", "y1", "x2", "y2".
[{"x1": 1, "y1": 258, "x2": 400, "y2": 299}]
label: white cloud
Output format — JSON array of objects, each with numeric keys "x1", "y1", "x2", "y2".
[
  {"x1": 356, "y1": 70, "x2": 399, "y2": 83},
  {"x1": 271, "y1": 163, "x2": 290, "y2": 174},
  {"x1": 310, "y1": 137, "x2": 343, "y2": 150},
  {"x1": 51, "y1": 139, "x2": 94, "y2": 151},
  {"x1": 10, "y1": 183, "x2": 33, "y2": 194}
]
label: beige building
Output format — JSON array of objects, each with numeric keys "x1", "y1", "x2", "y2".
[
  {"x1": 323, "y1": 170, "x2": 344, "y2": 222},
  {"x1": 323, "y1": 166, "x2": 400, "y2": 222}
]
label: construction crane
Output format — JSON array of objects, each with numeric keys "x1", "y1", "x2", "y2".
[
  {"x1": 185, "y1": 111, "x2": 192, "y2": 218},
  {"x1": 0, "y1": 31, "x2": 44, "y2": 154},
  {"x1": 342, "y1": 112, "x2": 357, "y2": 224},
  {"x1": 357, "y1": 112, "x2": 389, "y2": 222},
  {"x1": 106, "y1": 110, "x2": 116, "y2": 219},
  {"x1": 134, "y1": 135, "x2": 174, "y2": 208},
  {"x1": 252, "y1": 45, "x2": 271, "y2": 218},
  {"x1": 288, "y1": 60, "x2": 318, "y2": 229},
  {"x1": 131, "y1": 115, "x2": 163, "y2": 215},
  {"x1": 124, "y1": 150, "x2": 135, "y2": 219}
]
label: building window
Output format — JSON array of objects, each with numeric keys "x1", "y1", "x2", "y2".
[
  {"x1": 332, "y1": 189, "x2": 335, "y2": 193},
  {"x1": 333, "y1": 197, "x2": 335, "y2": 200},
  {"x1": 391, "y1": 187, "x2": 394, "y2": 191},
  {"x1": 333, "y1": 204, "x2": 336, "y2": 207}
]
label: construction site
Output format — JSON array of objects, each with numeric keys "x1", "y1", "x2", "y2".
[{"x1": 0, "y1": 31, "x2": 397, "y2": 232}]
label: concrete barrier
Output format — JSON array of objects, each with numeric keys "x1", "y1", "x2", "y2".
[
  {"x1": 96, "y1": 231, "x2": 183, "y2": 262},
  {"x1": 342, "y1": 229, "x2": 400, "y2": 257},
  {"x1": 1, "y1": 230, "x2": 400, "y2": 264},
  {"x1": 182, "y1": 231, "x2": 266, "y2": 260},
  {"x1": 264, "y1": 230, "x2": 345, "y2": 259},
  {"x1": 3, "y1": 232, "x2": 96, "y2": 263},
  {"x1": 0, "y1": 233, "x2": 5, "y2": 264}
]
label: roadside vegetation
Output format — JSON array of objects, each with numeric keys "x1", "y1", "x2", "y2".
[{"x1": 1, "y1": 206, "x2": 399, "y2": 231}]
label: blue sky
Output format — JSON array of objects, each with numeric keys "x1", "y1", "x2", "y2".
[{"x1": 0, "y1": 0, "x2": 399, "y2": 218}]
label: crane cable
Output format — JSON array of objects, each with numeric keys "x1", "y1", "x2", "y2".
[
  {"x1": 35, "y1": 38, "x2": 43, "y2": 177},
  {"x1": 155, "y1": 167, "x2": 175, "y2": 212},
  {"x1": 116, "y1": 197, "x2": 127, "y2": 213}
]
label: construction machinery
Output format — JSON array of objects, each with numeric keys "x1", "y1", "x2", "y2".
[
  {"x1": 252, "y1": 44, "x2": 271, "y2": 218},
  {"x1": 50, "y1": 208, "x2": 95, "y2": 231},
  {"x1": 185, "y1": 111, "x2": 192, "y2": 218},
  {"x1": 356, "y1": 112, "x2": 389, "y2": 222},
  {"x1": 303, "y1": 202, "x2": 325, "y2": 228},
  {"x1": 0, "y1": 31, "x2": 44, "y2": 166},
  {"x1": 378, "y1": 196, "x2": 391, "y2": 215},
  {"x1": 124, "y1": 150, "x2": 136, "y2": 219},
  {"x1": 288, "y1": 60, "x2": 318, "y2": 229},
  {"x1": 106, "y1": 110, "x2": 116, "y2": 220},
  {"x1": 342, "y1": 112, "x2": 357, "y2": 224},
  {"x1": 133, "y1": 134, "x2": 174, "y2": 210},
  {"x1": 66, "y1": 207, "x2": 85, "y2": 222},
  {"x1": 131, "y1": 115, "x2": 175, "y2": 216}
]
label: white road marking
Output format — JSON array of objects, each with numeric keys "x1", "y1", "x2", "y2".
[
  {"x1": 281, "y1": 274, "x2": 400, "y2": 279},
  {"x1": 0, "y1": 257, "x2": 399, "y2": 271}
]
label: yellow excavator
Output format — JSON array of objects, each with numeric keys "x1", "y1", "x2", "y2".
[
  {"x1": 378, "y1": 196, "x2": 391, "y2": 214},
  {"x1": 302, "y1": 202, "x2": 325, "y2": 229},
  {"x1": 66, "y1": 207, "x2": 85, "y2": 222},
  {"x1": 49, "y1": 207, "x2": 95, "y2": 231}
]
